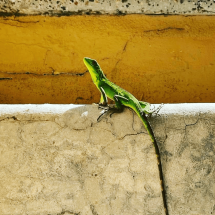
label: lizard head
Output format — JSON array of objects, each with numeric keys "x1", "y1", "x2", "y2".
[{"x1": 83, "y1": 57, "x2": 106, "y2": 83}]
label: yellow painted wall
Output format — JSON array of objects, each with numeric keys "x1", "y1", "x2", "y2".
[{"x1": 0, "y1": 15, "x2": 215, "y2": 104}]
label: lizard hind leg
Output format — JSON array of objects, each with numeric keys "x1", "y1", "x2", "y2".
[
  {"x1": 109, "y1": 95, "x2": 127, "y2": 117},
  {"x1": 139, "y1": 101, "x2": 151, "y2": 114}
]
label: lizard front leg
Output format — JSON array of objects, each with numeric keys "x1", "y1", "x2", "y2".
[
  {"x1": 109, "y1": 95, "x2": 129, "y2": 117},
  {"x1": 97, "y1": 87, "x2": 110, "y2": 121},
  {"x1": 95, "y1": 87, "x2": 108, "y2": 110},
  {"x1": 97, "y1": 95, "x2": 127, "y2": 121},
  {"x1": 98, "y1": 87, "x2": 108, "y2": 108}
]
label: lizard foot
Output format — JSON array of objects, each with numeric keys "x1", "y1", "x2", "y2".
[{"x1": 97, "y1": 106, "x2": 123, "y2": 121}]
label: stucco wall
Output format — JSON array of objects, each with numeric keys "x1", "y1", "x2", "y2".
[
  {"x1": 0, "y1": 104, "x2": 215, "y2": 215},
  {"x1": 0, "y1": 15, "x2": 215, "y2": 103}
]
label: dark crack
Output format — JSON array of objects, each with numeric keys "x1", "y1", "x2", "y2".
[
  {"x1": 0, "y1": 71, "x2": 88, "y2": 76},
  {"x1": 0, "y1": 77, "x2": 12, "y2": 80},
  {"x1": 0, "y1": 18, "x2": 39, "y2": 24},
  {"x1": 2, "y1": 19, "x2": 39, "y2": 24},
  {"x1": 144, "y1": 27, "x2": 185, "y2": 33},
  {"x1": 122, "y1": 40, "x2": 129, "y2": 52},
  {"x1": 111, "y1": 38, "x2": 132, "y2": 75},
  {"x1": 120, "y1": 131, "x2": 147, "y2": 140},
  {"x1": 185, "y1": 117, "x2": 200, "y2": 128},
  {"x1": 0, "y1": 116, "x2": 18, "y2": 121},
  {"x1": 184, "y1": 113, "x2": 200, "y2": 126}
]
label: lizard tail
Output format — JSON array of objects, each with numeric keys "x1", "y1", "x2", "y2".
[{"x1": 137, "y1": 111, "x2": 169, "y2": 215}]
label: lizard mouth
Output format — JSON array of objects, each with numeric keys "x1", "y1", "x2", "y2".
[{"x1": 83, "y1": 57, "x2": 93, "y2": 67}]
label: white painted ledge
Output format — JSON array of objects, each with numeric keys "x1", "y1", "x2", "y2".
[
  {"x1": 0, "y1": 103, "x2": 214, "y2": 115},
  {"x1": 0, "y1": 104, "x2": 83, "y2": 115}
]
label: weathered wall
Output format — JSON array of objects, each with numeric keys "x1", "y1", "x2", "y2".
[
  {"x1": 0, "y1": 15, "x2": 215, "y2": 103},
  {"x1": 0, "y1": 104, "x2": 215, "y2": 215}
]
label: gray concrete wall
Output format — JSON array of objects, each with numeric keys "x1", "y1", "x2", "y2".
[
  {"x1": 1, "y1": 0, "x2": 215, "y2": 15},
  {"x1": 0, "y1": 104, "x2": 215, "y2": 215}
]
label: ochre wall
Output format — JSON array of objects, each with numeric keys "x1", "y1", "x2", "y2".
[{"x1": 0, "y1": 15, "x2": 215, "y2": 104}]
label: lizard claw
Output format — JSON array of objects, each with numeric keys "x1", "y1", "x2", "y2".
[
  {"x1": 97, "y1": 106, "x2": 122, "y2": 121},
  {"x1": 97, "y1": 109, "x2": 109, "y2": 122}
]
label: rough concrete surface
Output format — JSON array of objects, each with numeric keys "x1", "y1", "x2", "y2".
[
  {"x1": 0, "y1": 104, "x2": 215, "y2": 215},
  {"x1": 1, "y1": 0, "x2": 215, "y2": 15}
]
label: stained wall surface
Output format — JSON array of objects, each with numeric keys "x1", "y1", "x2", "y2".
[
  {"x1": 0, "y1": 15, "x2": 215, "y2": 104},
  {"x1": 0, "y1": 104, "x2": 215, "y2": 215}
]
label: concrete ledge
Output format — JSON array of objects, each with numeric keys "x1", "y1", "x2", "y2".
[
  {"x1": 1, "y1": 0, "x2": 215, "y2": 15},
  {"x1": 0, "y1": 104, "x2": 215, "y2": 214}
]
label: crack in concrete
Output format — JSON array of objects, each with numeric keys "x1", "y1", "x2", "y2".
[
  {"x1": 120, "y1": 131, "x2": 147, "y2": 140},
  {"x1": 144, "y1": 27, "x2": 185, "y2": 33},
  {"x1": 2, "y1": 18, "x2": 39, "y2": 24},
  {"x1": 0, "y1": 71, "x2": 88, "y2": 77},
  {"x1": 185, "y1": 117, "x2": 200, "y2": 128},
  {"x1": 0, "y1": 18, "x2": 39, "y2": 28},
  {"x1": 0, "y1": 116, "x2": 18, "y2": 122},
  {"x1": 122, "y1": 39, "x2": 129, "y2": 52},
  {"x1": 184, "y1": 112, "x2": 200, "y2": 126},
  {"x1": 111, "y1": 37, "x2": 132, "y2": 76},
  {"x1": 0, "y1": 77, "x2": 12, "y2": 80},
  {"x1": 0, "y1": 21, "x2": 25, "y2": 27}
]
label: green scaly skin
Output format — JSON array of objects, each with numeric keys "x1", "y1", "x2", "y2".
[{"x1": 83, "y1": 57, "x2": 169, "y2": 215}]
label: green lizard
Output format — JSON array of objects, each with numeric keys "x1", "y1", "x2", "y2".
[{"x1": 83, "y1": 57, "x2": 168, "y2": 215}]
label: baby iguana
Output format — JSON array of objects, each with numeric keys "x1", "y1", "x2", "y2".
[{"x1": 83, "y1": 57, "x2": 168, "y2": 215}]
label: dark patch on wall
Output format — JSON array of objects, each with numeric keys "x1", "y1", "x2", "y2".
[{"x1": 0, "y1": 78, "x2": 12, "y2": 80}]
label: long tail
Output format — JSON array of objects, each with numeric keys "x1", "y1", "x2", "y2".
[{"x1": 139, "y1": 112, "x2": 169, "y2": 215}]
